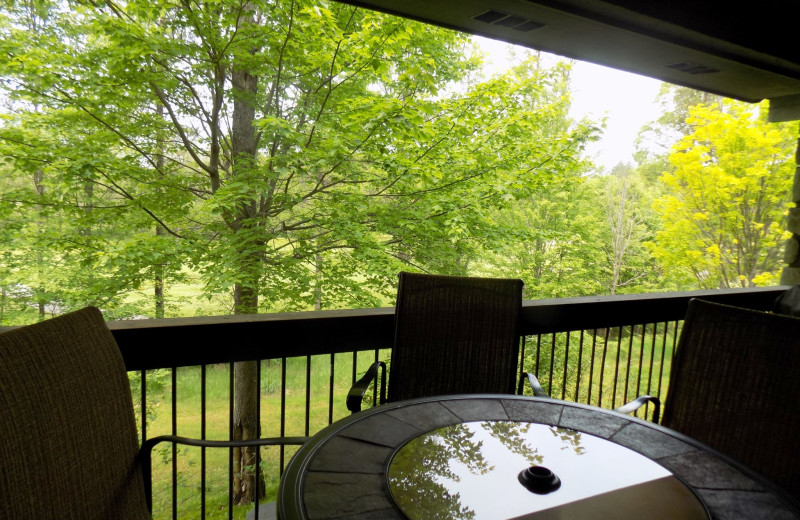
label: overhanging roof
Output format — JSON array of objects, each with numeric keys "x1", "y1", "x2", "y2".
[{"x1": 335, "y1": 0, "x2": 800, "y2": 120}]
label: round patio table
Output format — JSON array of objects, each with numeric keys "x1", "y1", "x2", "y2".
[{"x1": 277, "y1": 395, "x2": 799, "y2": 520}]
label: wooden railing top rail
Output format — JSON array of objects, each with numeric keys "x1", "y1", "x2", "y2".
[
  {"x1": 103, "y1": 286, "x2": 788, "y2": 371},
  {"x1": 109, "y1": 306, "x2": 396, "y2": 371},
  {"x1": 521, "y1": 286, "x2": 787, "y2": 334}
]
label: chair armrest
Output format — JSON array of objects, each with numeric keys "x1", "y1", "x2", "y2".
[
  {"x1": 139, "y1": 434, "x2": 309, "y2": 513},
  {"x1": 614, "y1": 395, "x2": 661, "y2": 423},
  {"x1": 346, "y1": 361, "x2": 387, "y2": 413},
  {"x1": 520, "y1": 372, "x2": 551, "y2": 398}
]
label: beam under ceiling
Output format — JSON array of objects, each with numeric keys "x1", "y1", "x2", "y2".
[{"x1": 334, "y1": 0, "x2": 800, "y2": 119}]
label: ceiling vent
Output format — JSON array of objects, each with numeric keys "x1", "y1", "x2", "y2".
[
  {"x1": 665, "y1": 62, "x2": 721, "y2": 75},
  {"x1": 472, "y1": 10, "x2": 545, "y2": 32}
]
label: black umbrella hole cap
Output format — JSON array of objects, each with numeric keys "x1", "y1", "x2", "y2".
[{"x1": 518, "y1": 466, "x2": 561, "y2": 494}]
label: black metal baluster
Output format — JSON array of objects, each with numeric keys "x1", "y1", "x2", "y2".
[
  {"x1": 141, "y1": 370, "x2": 147, "y2": 442},
  {"x1": 228, "y1": 362, "x2": 234, "y2": 520},
  {"x1": 611, "y1": 326, "x2": 623, "y2": 409},
  {"x1": 560, "y1": 332, "x2": 570, "y2": 400},
  {"x1": 548, "y1": 333, "x2": 555, "y2": 396},
  {"x1": 623, "y1": 326, "x2": 635, "y2": 408},
  {"x1": 279, "y1": 358, "x2": 287, "y2": 471},
  {"x1": 305, "y1": 355, "x2": 311, "y2": 436},
  {"x1": 659, "y1": 320, "x2": 680, "y2": 422},
  {"x1": 587, "y1": 330, "x2": 598, "y2": 405},
  {"x1": 574, "y1": 330, "x2": 585, "y2": 402},
  {"x1": 656, "y1": 322, "x2": 671, "y2": 402},
  {"x1": 254, "y1": 360, "x2": 261, "y2": 520},
  {"x1": 328, "y1": 353, "x2": 335, "y2": 425},
  {"x1": 373, "y1": 349, "x2": 380, "y2": 407},
  {"x1": 352, "y1": 351, "x2": 357, "y2": 388},
  {"x1": 645, "y1": 324, "x2": 658, "y2": 419},
  {"x1": 671, "y1": 319, "x2": 681, "y2": 360},
  {"x1": 201, "y1": 364, "x2": 207, "y2": 520},
  {"x1": 518, "y1": 335, "x2": 527, "y2": 394},
  {"x1": 634, "y1": 324, "x2": 647, "y2": 417},
  {"x1": 171, "y1": 367, "x2": 177, "y2": 520},
  {"x1": 597, "y1": 328, "x2": 610, "y2": 408}
]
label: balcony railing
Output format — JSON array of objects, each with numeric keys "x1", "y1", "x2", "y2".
[{"x1": 107, "y1": 286, "x2": 784, "y2": 520}]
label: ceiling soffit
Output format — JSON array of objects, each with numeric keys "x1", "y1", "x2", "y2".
[{"x1": 333, "y1": 0, "x2": 800, "y2": 108}]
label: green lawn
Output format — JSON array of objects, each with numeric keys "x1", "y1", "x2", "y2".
[{"x1": 140, "y1": 352, "x2": 385, "y2": 520}]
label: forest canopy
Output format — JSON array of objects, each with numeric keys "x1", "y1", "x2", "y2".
[{"x1": 0, "y1": 0, "x2": 797, "y2": 326}]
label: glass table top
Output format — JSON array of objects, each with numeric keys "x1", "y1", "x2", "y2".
[{"x1": 386, "y1": 421, "x2": 709, "y2": 520}]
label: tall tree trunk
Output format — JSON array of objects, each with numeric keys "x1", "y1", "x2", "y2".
[
  {"x1": 154, "y1": 105, "x2": 166, "y2": 319},
  {"x1": 314, "y1": 253, "x2": 323, "y2": 311},
  {"x1": 230, "y1": 3, "x2": 264, "y2": 504},
  {"x1": 82, "y1": 178, "x2": 95, "y2": 304},
  {"x1": 232, "y1": 282, "x2": 263, "y2": 504},
  {"x1": 34, "y1": 167, "x2": 46, "y2": 321},
  {"x1": 154, "y1": 225, "x2": 165, "y2": 319}
]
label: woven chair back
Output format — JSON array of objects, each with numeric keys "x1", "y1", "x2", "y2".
[
  {"x1": 0, "y1": 307, "x2": 150, "y2": 520},
  {"x1": 662, "y1": 299, "x2": 800, "y2": 500},
  {"x1": 387, "y1": 272, "x2": 524, "y2": 403}
]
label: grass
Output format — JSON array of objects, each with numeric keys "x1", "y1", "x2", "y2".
[{"x1": 139, "y1": 351, "x2": 386, "y2": 520}]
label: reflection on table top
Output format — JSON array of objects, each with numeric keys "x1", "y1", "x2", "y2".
[
  {"x1": 278, "y1": 395, "x2": 800, "y2": 520},
  {"x1": 387, "y1": 421, "x2": 707, "y2": 520}
]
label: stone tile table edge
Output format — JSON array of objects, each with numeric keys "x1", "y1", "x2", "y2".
[{"x1": 501, "y1": 397, "x2": 564, "y2": 425}]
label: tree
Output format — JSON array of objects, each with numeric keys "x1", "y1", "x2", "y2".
[
  {"x1": 648, "y1": 101, "x2": 796, "y2": 289},
  {"x1": 489, "y1": 175, "x2": 606, "y2": 299},
  {"x1": 598, "y1": 163, "x2": 659, "y2": 294},
  {"x1": 470, "y1": 59, "x2": 601, "y2": 298},
  {"x1": 634, "y1": 84, "x2": 721, "y2": 174}
]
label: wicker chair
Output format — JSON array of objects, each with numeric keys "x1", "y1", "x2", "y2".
[
  {"x1": 0, "y1": 307, "x2": 306, "y2": 520},
  {"x1": 0, "y1": 307, "x2": 151, "y2": 520},
  {"x1": 347, "y1": 272, "x2": 544, "y2": 413},
  {"x1": 661, "y1": 299, "x2": 800, "y2": 500}
]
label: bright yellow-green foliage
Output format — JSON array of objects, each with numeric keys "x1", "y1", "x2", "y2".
[{"x1": 649, "y1": 101, "x2": 796, "y2": 288}]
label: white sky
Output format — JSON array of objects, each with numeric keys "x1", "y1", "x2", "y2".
[{"x1": 476, "y1": 37, "x2": 664, "y2": 171}]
